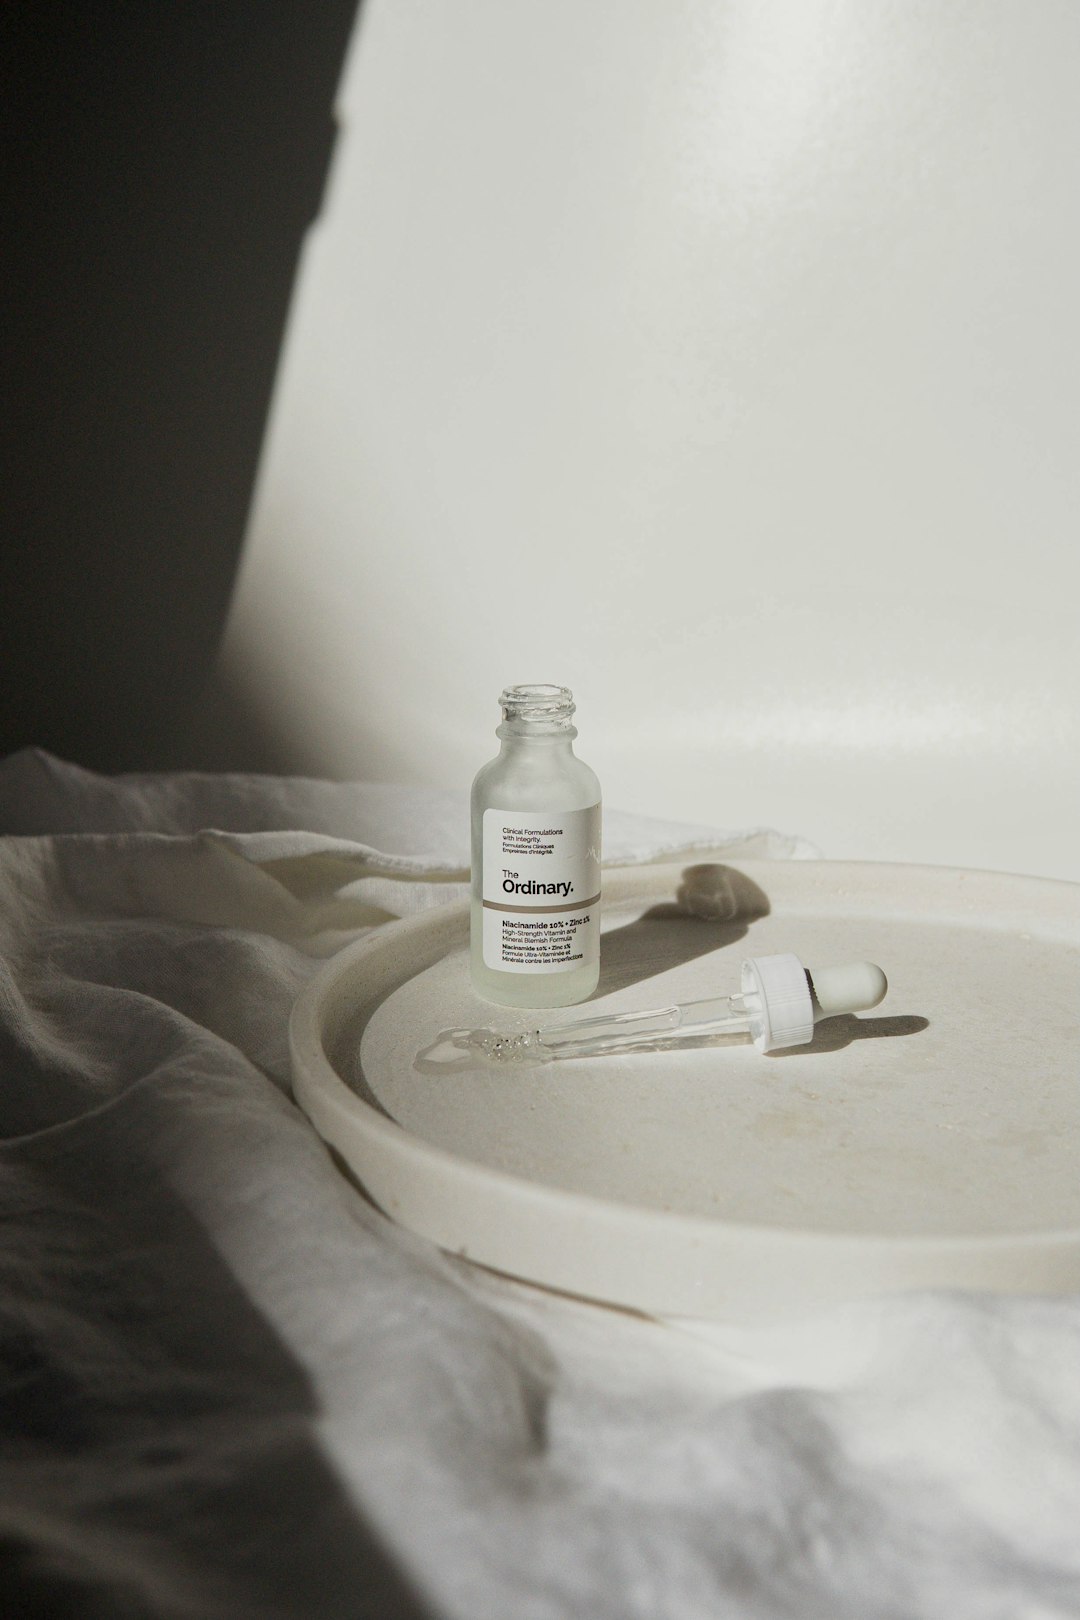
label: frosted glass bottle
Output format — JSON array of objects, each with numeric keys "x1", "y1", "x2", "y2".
[{"x1": 470, "y1": 685, "x2": 602, "y2": 1007}]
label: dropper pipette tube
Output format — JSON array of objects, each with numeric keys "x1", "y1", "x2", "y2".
[
  {"x1": 445, "y1": 956, "x2": 888, "y2": 1065},
  {"x1": 454, "y1": 992, "x2": 755, "y2": 1064}
]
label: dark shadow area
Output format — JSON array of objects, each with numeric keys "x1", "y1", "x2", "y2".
[
  {"x1": 777, "y1": 1012, "x2": 931, "y2": 1056},
  {"x1": 594, "y1": 864, "x2": 772, "y2": 997},
  {"x1": 0, "y1": 1100, "x2": 432, "y2": 1619},
  {"x1": 176, "y1": 655, "x2": 314, "y2": 776},
  {"x1": 2, "y1": 2, "x2": 360, "y2": 772}
]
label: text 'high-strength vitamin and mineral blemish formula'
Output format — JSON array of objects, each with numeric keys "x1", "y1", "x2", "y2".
[{"x1": 470, "y1": 685, "x2": 601, "y2": 1007}]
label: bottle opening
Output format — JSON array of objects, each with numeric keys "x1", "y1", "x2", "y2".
[
  {"x1": 497, "y1": 683, "x2": 576, "y2": 737},
  {"x1": 499, "y1": 684, "x2": 574, "y2": 719}
]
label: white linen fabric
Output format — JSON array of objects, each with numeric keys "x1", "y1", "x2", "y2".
[{"x1": 1, "y1": 748, "x2": 1077, "y2": 1619}]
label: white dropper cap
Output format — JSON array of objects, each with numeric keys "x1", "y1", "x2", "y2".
[{"x1": 740, "y1": 953, "x2": 888, "y2": 1052}]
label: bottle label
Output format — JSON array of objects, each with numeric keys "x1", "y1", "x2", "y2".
[{"x1": 482, "y1": 806, "x2": 601, "y2": 973}]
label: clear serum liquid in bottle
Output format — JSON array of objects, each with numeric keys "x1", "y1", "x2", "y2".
[{"x1": 470, "y1": 685, "x2": 601, "y2": 1007}]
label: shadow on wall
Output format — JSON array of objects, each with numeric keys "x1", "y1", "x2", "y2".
[
  {"x1": 2, "y1": 1, "x2": 360, "y2": 773},
  {"x1": 177, "y1": 656, "x2": 322, "y2": 777}
]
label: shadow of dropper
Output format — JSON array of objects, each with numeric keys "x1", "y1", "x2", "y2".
[{"x1": 778, "y1": 1012, "x2": 929, "y2": 1056}]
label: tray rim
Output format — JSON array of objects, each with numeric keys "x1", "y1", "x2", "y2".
[{"x1": 289, "y1": 858, "x2": 1080, "y2": 1318}]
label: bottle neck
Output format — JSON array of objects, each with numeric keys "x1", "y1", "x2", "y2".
[{"x1": 497, "y1": 726, "x2": 577, "y2": 756}]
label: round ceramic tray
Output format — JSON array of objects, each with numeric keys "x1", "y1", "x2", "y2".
[{"x1": 289, "y1": 860, "x2": 1080, "y2": 1319}]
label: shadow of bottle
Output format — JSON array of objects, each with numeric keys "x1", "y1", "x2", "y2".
[{"x1": 594, "y1": 864, "x2": 771, "y2": 998}]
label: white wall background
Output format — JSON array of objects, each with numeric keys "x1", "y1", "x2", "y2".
[{"x1": 214, "y1": 0, "x2": 1079, "y2": 879}]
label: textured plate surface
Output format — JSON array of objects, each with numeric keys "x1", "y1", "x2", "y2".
[{"x1": 290, "y1": 861, "x2": 1080, "y2": 1318}]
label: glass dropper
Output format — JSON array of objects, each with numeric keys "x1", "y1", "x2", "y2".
[{"x1": 442, "y1": 954, "x2": 888, "y2": 1065}]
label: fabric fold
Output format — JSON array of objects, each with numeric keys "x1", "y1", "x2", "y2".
[{"x1": 1, "y1": 752, "x2": 1076, "y2": 1620}]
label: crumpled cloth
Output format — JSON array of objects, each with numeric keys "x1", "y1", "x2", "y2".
[{"x1": 1, "y1": 747, "x2": 1078, "y2": 1620}]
